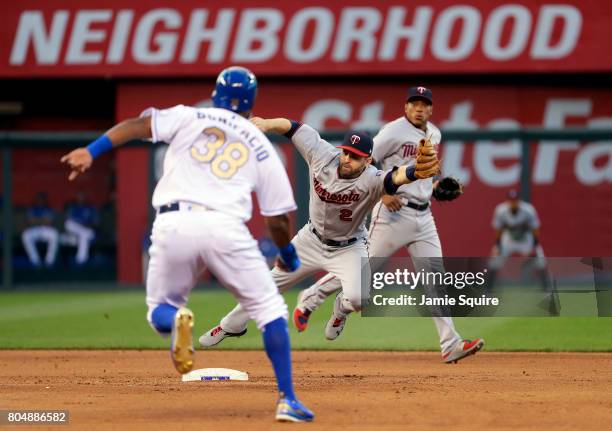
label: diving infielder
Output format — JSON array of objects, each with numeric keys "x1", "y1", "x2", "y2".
[
  {"x1": 61, "y1": 66, "x2": 314, "y2": 423},
  {"x1": 294, "y1": 87, "x2": 484, "y2": 363},
  {"x1": 200, "y1": 115, "x2": 440, "y2": 346}
]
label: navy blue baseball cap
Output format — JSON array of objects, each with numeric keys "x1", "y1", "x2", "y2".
[
  {"x1": 507, "y1": 189, "x2": 519, "y2": 199},
  {"x1": 407, "y1": 86, "x2": 433, "y2": 105},
  {"x1": 337, "y1": 131, "x2": 373, "y2": 158}
]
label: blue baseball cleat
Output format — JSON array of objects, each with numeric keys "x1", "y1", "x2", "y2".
[{"x1": 275, "y1": 397, "x2": 315, "y2": 423}]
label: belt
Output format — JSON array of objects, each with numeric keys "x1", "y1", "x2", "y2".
[
  {"x1": 158, "y1": 202, "x2": 209, "y2": 214},
  {"x1": 311, "y1": 226, "x2": 357, "y2": 248},
  {"x1": 406, "y1": 201, "x2": 429, "y2": 211}
]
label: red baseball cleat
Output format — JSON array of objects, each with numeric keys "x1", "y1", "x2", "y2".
[{"x1": 442, "y1": 338, "x2": 485, "y2": 364}]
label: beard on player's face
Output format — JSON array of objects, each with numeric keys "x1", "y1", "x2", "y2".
[{"x1": 338, "y1": 151, "x2": 370, "y2": 179}]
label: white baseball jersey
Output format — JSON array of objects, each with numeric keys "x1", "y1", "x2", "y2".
[
  {"x1": 492, "y1": 201, "x2": 540, "y2": 241},
  {"x1": 296, "y1": 115, "x2": 464, "y2": 355},
  {"x1": 291, "y1": 124, "x2": 387, "y2": 241},
  {"x1": 142, "y1": 105, "x2": 297, "y2": 221},
  {"x1": 372, "y1": 117, "x2": 441, "y2": 204},
  {"x1": 144, "y1": 105, "x2": 295, "y2": 332}
]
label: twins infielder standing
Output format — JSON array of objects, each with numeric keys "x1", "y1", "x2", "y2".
[
  {"x1": 488, "y1": 190, "x2": 554, "y2": 302},
  {"x1": 61, "y1": 66, "x2": 314, "y2": 422},
  {"x1": 200, "y1": 115, "x2": 440, "y2": 346},
  {"x1": 293, "y1": 87, "x2": 484, "y2": 363}
]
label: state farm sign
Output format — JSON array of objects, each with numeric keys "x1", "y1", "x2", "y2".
[
  {"x1": 117, "y1": 82, "x2": 612, "y2": 189},
  {"x1": 115, "y1": 82, "x2": 612, "y2": 260},
  {"x1": 2, "y1": 0, "x2": 608, "y2": 77}
]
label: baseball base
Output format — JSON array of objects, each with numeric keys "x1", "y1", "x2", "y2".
[{"x1": 181, "y1": 368, "x2": 249, "y2": 382}]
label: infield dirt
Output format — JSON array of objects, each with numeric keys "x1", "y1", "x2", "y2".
[{"x1": 1, "y1": 350, "x2": 610, "y2": 430}]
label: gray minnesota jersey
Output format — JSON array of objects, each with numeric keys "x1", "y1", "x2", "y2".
[
  {"x1": 372, "y1": 116, "x2": 441, "y2": 204},
  {"x1": 292, "y1": 124, "x2": 387, "y2": 241},
  {"x1": 492, "y1": 201, "x2": 540, "y2": 241}
]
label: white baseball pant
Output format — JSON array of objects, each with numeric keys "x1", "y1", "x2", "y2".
[
  {"x1": 219, "y1": 223, "x2": 370, "y2": 333},
  {"x1": 21, "y1": 226, "x2": 59, "y2": 266},
  {"x1": 64, "y1": 219, "x2": 95, "y2": 264},
  {"x1": 489, "y1": 234, "x2": 546, "y2": 270},
  {"x1": 300, "y1": 201, "x2": 462, "y2": 354},
  {"x1": 145, "y1": 210, "x2": 287, "y2": 331}
]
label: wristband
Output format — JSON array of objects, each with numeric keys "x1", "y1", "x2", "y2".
[
  {"x1": 383, "y1": 167, "x2": 400, "y2": 195},
  {"x1": 406, "y1": 166, "x2": 417, "y2": 182},
  {"x1": 283, "y1": 120, "x2": 302, "y2": 139},
  {"x1": 86, "y1": 135, "x2": 113, "y2": 159},
  {"x1": 279, "y1": 243, "x2": 300, "y2": 272}
]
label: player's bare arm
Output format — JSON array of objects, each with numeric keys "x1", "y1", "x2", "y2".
[
  {"x1": 265, "y1": 214, "x2": 298, "y2": 272},
  {"x1": 251, "y1": 117, "x2": 292, "y2": 134},
  {"x1": 60, "y1": 116, "x2": 152, "y2": 181},
  {"x1": 265, "y1": 214, "x2": 292, "y2": 249},
  {"x1": 371, "y1": 155, "x2": 401, "y2": 211},
  {"x1": 388, "y1": 138, "x2": 440, "y2": 188}
]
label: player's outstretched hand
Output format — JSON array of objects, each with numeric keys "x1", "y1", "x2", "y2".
[
  {"x1": 60, "y1": 148, "x2": 93, "y2": 181},
  {"x1": 250, "y1": 117, "x2": 269, "y2": 133},
  {"x1": 381, "y1": 195, "x2": 403, "y2": 212}
]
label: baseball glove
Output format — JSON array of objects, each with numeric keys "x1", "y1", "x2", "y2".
[
  {"x1": 414, "y1": 138, "x2": 440, "y2": 179},
  {"x1": 433, "y1": 177, "x2": 463, "y2": 201}
]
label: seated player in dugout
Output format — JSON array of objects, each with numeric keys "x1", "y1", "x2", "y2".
[
  {"x1": 21, "y1": 191, "x2": 59, "y2": 267},
  {"x1": 63, "y1": 191, "x2": 99, "y2": 265},
  {"x1": 200, "y1": 114, "x2": 441, "y2": 348}
]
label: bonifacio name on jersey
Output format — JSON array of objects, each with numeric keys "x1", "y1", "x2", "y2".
[
  {"x1": 372, "y1": 269, "x2": 487, "y2": 290},
  {"x1": 196, "y1": 110, "x2": 270, "y2": 161}
]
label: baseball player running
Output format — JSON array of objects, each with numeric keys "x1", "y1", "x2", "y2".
[
  {"x1": 200, "y1": 113, "x2": 440, "y2": 347},
  {"x1": 60, "y1": 66, "x2": 314, "y2": 422},
  {"x1": 293, "y1": 87, "x2": 484, "y2": 363}
]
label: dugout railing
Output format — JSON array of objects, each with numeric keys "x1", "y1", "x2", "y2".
[{"x1": 2, "y1": 129, "x2": 612, "y2": 289}]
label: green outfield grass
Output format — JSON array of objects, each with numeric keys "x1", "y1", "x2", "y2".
[{"x1": 1, "y1": 288, "x2": 611, "y2": 351}]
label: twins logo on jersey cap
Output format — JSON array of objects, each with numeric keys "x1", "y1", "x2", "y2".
[
  {"x1": 337, "y1": 131, "x2": 373, "y2": 158},
  {"x1": 407, "y1": 86, "x2": 433, "y2": 105},
  {"x1": 507, "y1": 189, "x2": 519, "y2": 200}
]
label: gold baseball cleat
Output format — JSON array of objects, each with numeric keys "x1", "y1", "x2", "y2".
[{"x1": 171, "y1": 307, "x2": 195, "y2": 374}]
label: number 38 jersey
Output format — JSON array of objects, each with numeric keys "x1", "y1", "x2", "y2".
[
  {"x1": 143, "y1": 105, "x2": 297, "y2": 222},
  {"x1": 291, "y1": 124, "x2": 387, "y2": 241}
]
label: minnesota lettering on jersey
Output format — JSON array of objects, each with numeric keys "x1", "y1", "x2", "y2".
[
  {"x1": 313, "y1": 177, "x2": 360, "y2": 205},
  {"x1": 402, "y1": 143, "x2": 417, "y2": 158},
  {"x1": 401, "y1": 142, "x2": 440, "y2": 159}
]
